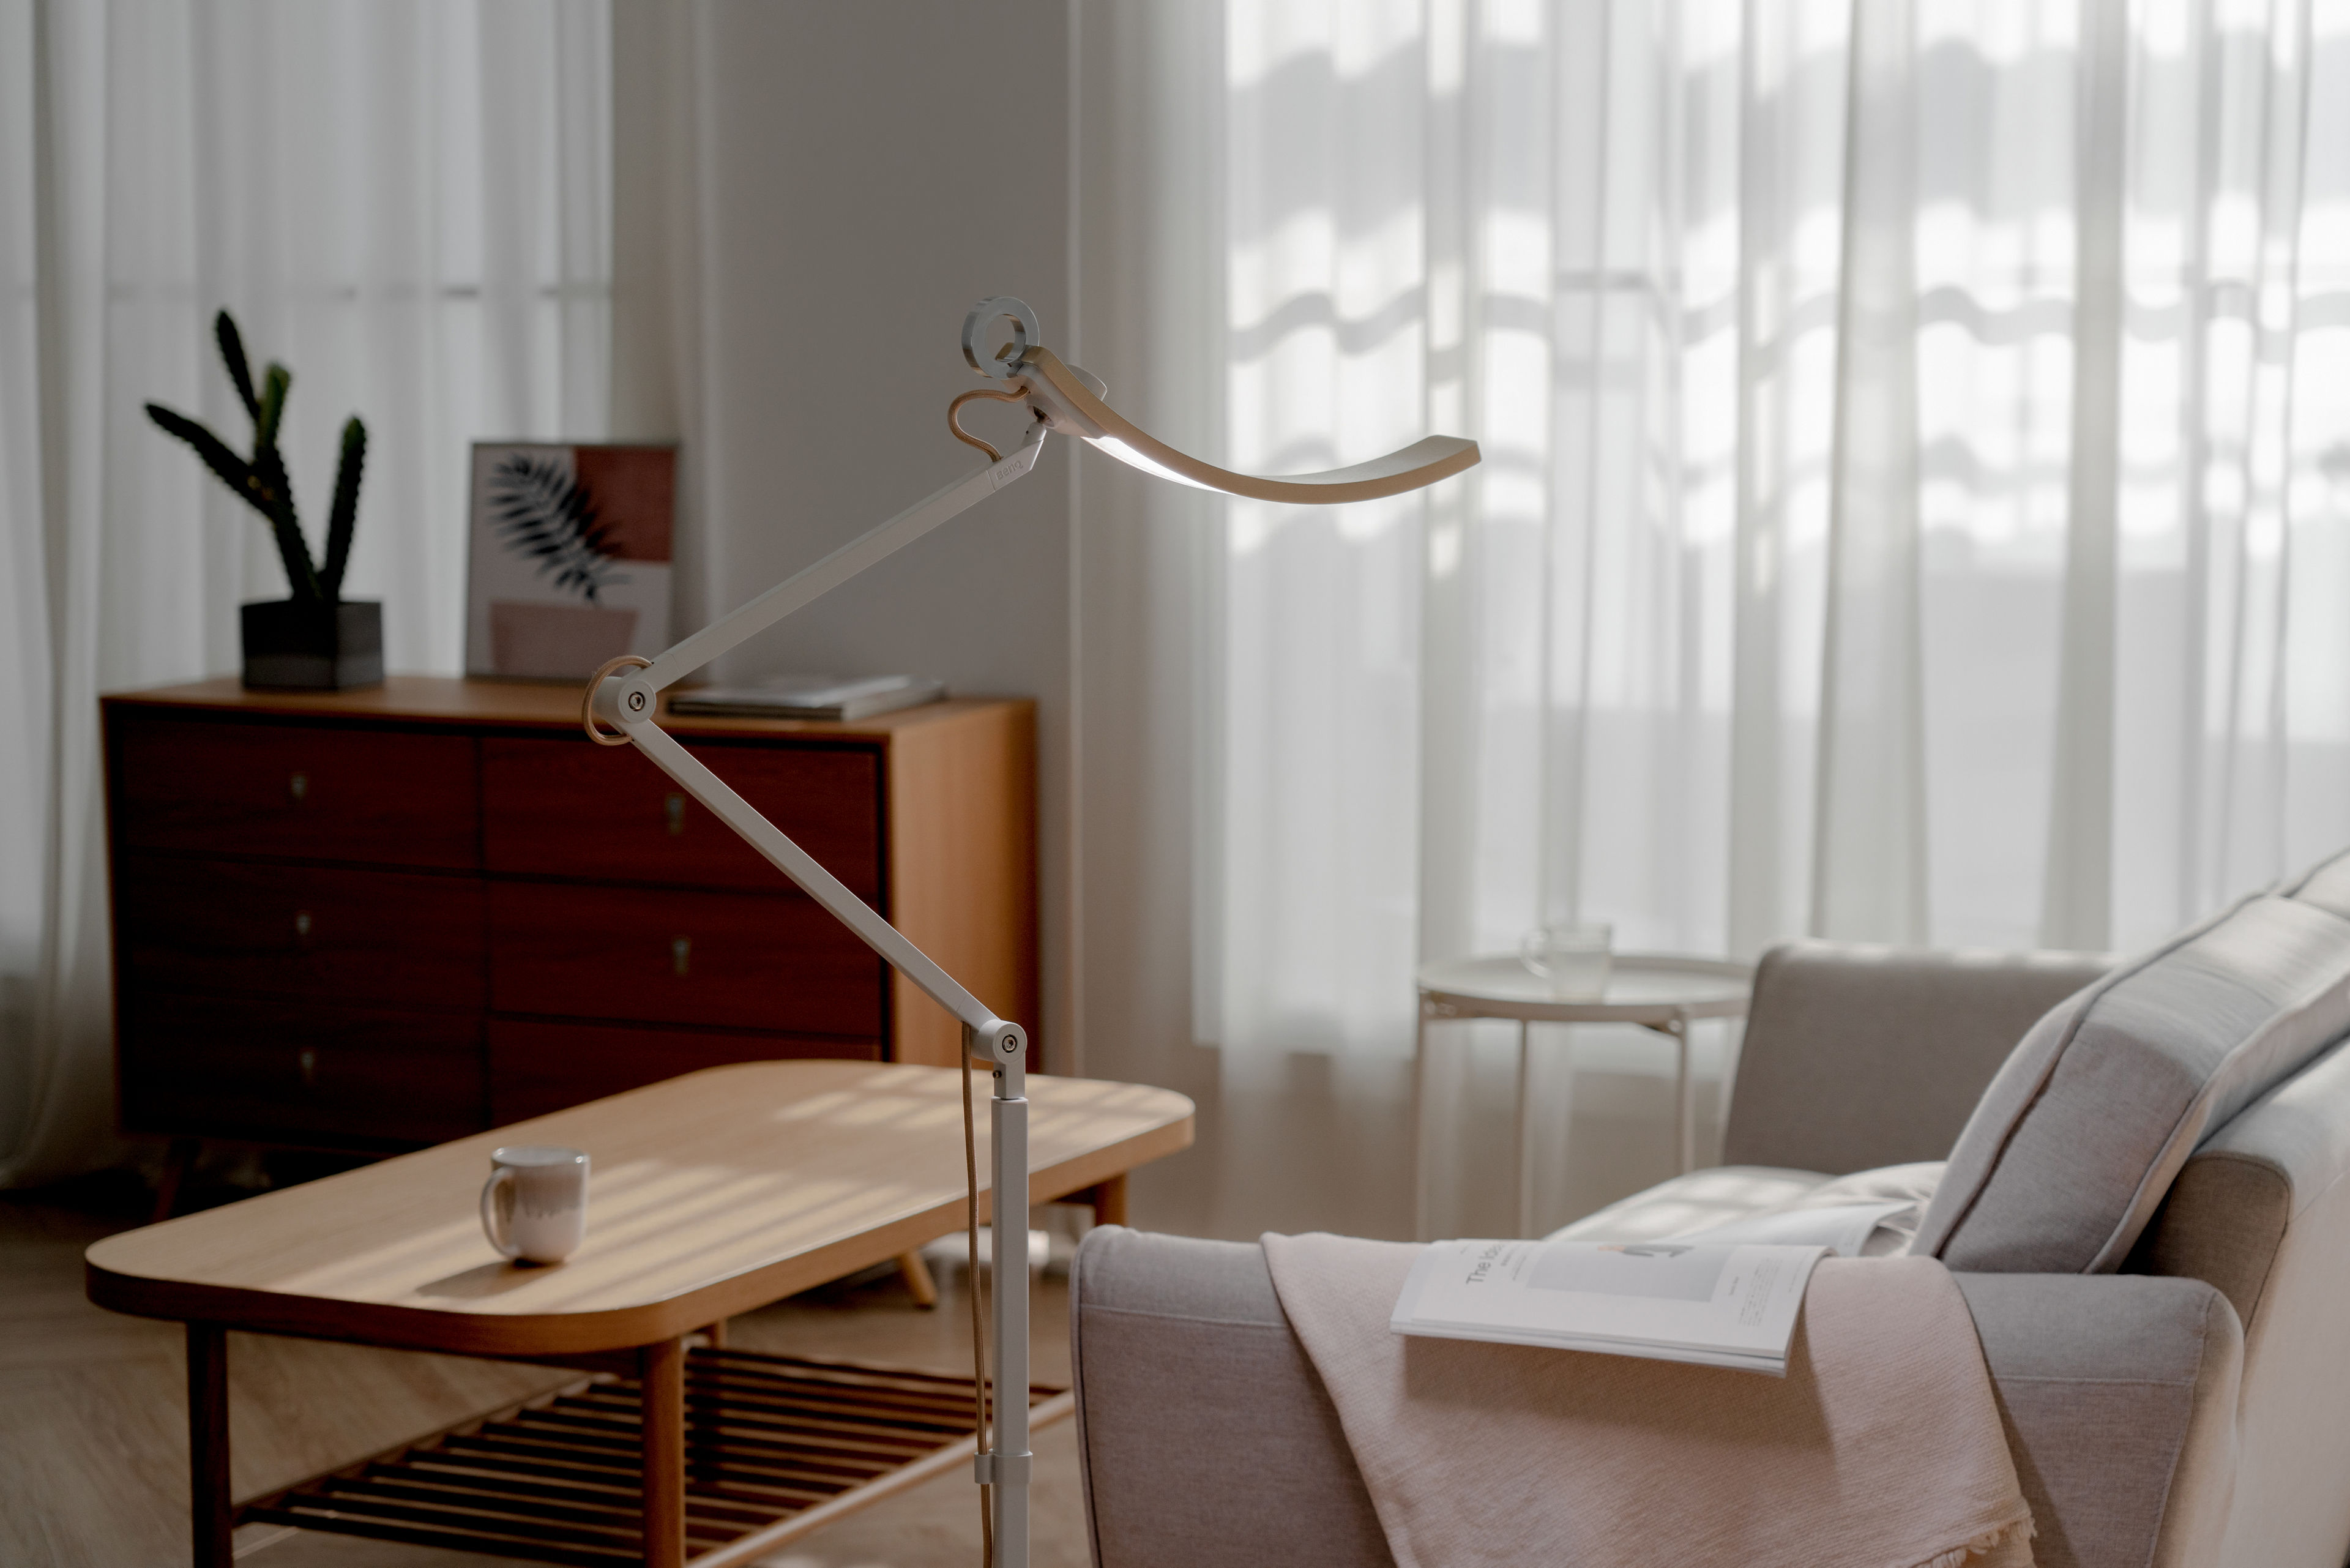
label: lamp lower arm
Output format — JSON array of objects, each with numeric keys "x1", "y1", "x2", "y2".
[{"x1": 616, "y1": 718, "x2": 1023, "y2": 1051}]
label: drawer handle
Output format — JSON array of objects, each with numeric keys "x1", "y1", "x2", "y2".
[
  {"x1": 671, "y1": 935, "x2": 691, "y2": 978},
  {"x1": 299, "y1": 1048, "x2": 318, "y2": 1088},
  {"x1": 293, "y1": 910, "x2": 313, "y2": 943},
  {"x1": 665, "y1": 793, "x2": 687, "y2": 837},
  {"x1": 289, "y1": 771, "x2": 309, "y2": 802}
]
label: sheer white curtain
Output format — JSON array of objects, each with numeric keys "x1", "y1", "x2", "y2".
[
  {"x1": 1079, "y1": 0, "x2": 2350, "y2": 1240},
  {"x1": 0, "y1": 1, "x2": 610, "y2": 1186}
]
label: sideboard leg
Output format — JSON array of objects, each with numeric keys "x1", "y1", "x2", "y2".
[
  {"x1": 640, "y1": 1337, "x2": 687, "y2": 1568},
  {"x1": 155, "y1": 1137, "x2": 200, "y2": 1223},
  {"x1": 187, "y1": 1323, "x2": 232, "y2": 1568}
]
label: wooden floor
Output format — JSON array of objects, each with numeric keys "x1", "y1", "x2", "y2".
[{"x1": 0, "y1": 1172, "x2": 1087, "y2": 1568}]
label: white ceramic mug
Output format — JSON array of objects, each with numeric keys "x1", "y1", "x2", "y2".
[
  {"x1": 1520, "y1": 922, "x2": 1614, "y2": 1000},
  {"x1": 480, "y1": 1146, "x2": 589, "y2": 1265}
]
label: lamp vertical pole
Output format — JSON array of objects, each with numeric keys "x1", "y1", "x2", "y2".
[{"x1": 988, "y1": 1036, "x2": 1031, "y2": 1567}]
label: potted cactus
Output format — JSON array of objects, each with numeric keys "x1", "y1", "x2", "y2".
[{"x1": 146, "y1": 311, "x2": 379, "y2": 689}]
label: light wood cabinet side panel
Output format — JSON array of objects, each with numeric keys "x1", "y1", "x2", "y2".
[{"x1": 886, "y1": 703, "x2": 1039, "y2": 1069}]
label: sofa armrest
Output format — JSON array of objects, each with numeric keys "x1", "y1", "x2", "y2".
[
  {"x1": 1723, "y1": 943, "x2": 2109, "y2": 1174},
  {"x1": 1071, "y1": 1233, "x2": 2242, "y2": 1568},
  {"x1": 1955, "y1": 1274, "x2": 2240, "y2": 1568},
  {"x1": 1071, "y1": 1227, "x2": 1392, "y2": 1568}
]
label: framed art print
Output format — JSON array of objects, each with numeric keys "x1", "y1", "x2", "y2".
[{"x1": 466, "y1": 442, "x2": 676, "y2": 680}]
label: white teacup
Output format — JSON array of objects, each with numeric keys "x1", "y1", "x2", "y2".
[
  {"x1": 480, "y1": 1146, "x2": 589, "y2": 1265},
  {"x1": 1520, "y1": 922, "x2": 1614, "y2": 1000}
]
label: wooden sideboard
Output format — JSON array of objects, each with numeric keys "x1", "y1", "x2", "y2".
[{"x1": 101, "y1": 677, "x2": 1037, "y2": 1160}]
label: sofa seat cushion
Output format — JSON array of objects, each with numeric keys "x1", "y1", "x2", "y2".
[
  {"x1": 1912, "y1": 890, "x2": 2350, "y2": 1274},
  {"x1": 1544, "y1": 1162, "x2": 1942, "y2": 1255},
  {"x1": 1543, "y1": 1166, "x2": 1827, "y2": 1245}
]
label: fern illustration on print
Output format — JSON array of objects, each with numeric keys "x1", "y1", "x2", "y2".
[{"x1": 487, "y1": 451, "x2": 631, "y2": 603}]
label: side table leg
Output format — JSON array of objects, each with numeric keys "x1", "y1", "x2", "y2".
[
  {"x1": 155, "y1": 1137, "x2": 200, "y2": 1223},
  {"x1": 1515, "y1": 1021, "x2": 1535, "y2": 1238},
  {"x1": 640, "y1": 1337, "x2": 687, "y2": 1568},
  {"x1": 187, "y1": 1323, "x2": 232, "y2": 1568},
  {"x1": 1411, "y1": 1008, "x2": 1429, "y2": 1241},
  {"x1": 1671, "y1": 1014, "x2": 1695, "y2": 1174}
]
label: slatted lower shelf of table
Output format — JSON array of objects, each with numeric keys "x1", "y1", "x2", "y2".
[{"x1": 237, "y1": 1346, "x2": 1072, "y2": 1567}]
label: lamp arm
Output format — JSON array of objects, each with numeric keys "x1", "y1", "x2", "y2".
[
  {"x1": 618, "y1": 722, "x2": 1013, "y2": 1048},
  {"x1": 585, "y1": 419, "x2": 1047, "y2": 1062},
  {"x1": 582, "y1": 389, "x2": 1042, "y2": 1567},
  {"x1": 577, "y1": 289, "x2": 1474, "y2": 1568},
  {"x1": 608, "y1": 419, "x2": 1048, "y2": 703}
]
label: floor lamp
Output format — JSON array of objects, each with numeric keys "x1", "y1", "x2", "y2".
[{"x1": 583, "y1": 297, "x2": 1479, "y2": 1568}]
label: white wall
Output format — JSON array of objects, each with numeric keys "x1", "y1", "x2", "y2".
[{"x1": 616, "y1": 1, "x2": 1076, "y2": 1064}]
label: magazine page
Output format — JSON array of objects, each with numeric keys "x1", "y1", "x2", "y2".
[
  {"x1": 1392, "y1": 1236, "x2": 1827, "y2": 1374},
  {"x1": 1666, "y1": 1200, "x2": 1915, "y2": 1258}
]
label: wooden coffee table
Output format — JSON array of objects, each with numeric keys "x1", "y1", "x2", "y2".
[{"x1": 86, "y1": 1060, "x2": 1193, "y2": 1567}]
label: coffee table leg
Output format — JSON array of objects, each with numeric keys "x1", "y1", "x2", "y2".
[
  {"x1": 895, "y1": 1250, "x2": 941, "y2": 1307},
  {"x1": 641, "y1": 1337, "x2": 687, "y2": 1568},
  {"x1": 187, "y1": 1323, "x2": 232, "y2": 1568},
  {"x1": 1084, "y1": 1173, "x2": 1128, "y2": 1226}
]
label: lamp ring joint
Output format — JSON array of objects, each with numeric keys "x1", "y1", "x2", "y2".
[{"x1": 581, "y1": 654, "x2": 654, "y2": 747}]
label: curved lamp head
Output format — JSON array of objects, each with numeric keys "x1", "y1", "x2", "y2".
[{"x1": 957, "y1": 297, "x2": 1480, "y2": 504}]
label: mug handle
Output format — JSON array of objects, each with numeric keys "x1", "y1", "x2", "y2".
[
  {"x1": 1518, "y1": 928, "x2": 1552, "y2": 977},
  {"x1": 480, "y1": 1167, "x2": 520, "y2": 1259}
]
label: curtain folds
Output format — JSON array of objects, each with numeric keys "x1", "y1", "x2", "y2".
[
  {"x1": 1080, "y1": 0, "x2": 2350, "y2": 1241},
  {"x1": 0, "y1": 0, "x2": 610, "y2": 1187}
]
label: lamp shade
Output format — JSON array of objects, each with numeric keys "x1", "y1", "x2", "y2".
[{"x1": 1018, "y1": 346, "x2": 1480, "y2": 504}]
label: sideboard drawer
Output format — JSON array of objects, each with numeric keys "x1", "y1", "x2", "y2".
[
  {"x1": 111, "y1": 715, "x2": 478, "y2": 868},
  {"x1": 488, "y1": 883, "x2": 884, "y2": 1037},
  {"x1": 118, "y1": 857, "x2": 486, "y2": 1010},
  {"x1": 119, "y1": 993, "x2": 484, "y2": 1146},
  {"x1": 488, "y1": 1019, "x2": 875, "y2": 1124},
  {"x1": 481, "y1": 736, "x2": 882, "y2": 897}
]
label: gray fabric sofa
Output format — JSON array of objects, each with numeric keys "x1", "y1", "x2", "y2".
[{"x1": 1071, "y1": 933, "x2": 2350, "y2": 1568}]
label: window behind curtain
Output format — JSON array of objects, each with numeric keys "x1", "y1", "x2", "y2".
[{"x1": 0, "y1": 0, "x2": 611, "y2": 1183}]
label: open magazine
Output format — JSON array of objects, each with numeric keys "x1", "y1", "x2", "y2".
[{"x1": 1391, "y1": 1201, "x2": 1912, "y2": 1376}]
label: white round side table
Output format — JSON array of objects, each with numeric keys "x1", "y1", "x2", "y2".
[{"x1": 1412, "y1": 953, "x2": 1755, "y2": 1240}]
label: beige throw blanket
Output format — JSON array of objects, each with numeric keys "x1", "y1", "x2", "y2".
[{"x1": 1263, "y1": 1234, "x2": 2033, "y2": 1568}]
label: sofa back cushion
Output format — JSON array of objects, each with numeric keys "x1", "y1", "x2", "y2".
[
  {"x1": 1911, "y1": 892, "x2": 2350, "y2": 1272},
  {"x1": 1723, "y1": 942, "x2": 2113, "y2": 1174},
  {"x1": 2284, "y1": 845, "x2": 2350, "y2": 920}
]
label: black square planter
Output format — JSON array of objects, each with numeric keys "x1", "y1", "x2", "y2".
[{"x1": 240, "y1": 599, "x2": 384, "y2": 690}]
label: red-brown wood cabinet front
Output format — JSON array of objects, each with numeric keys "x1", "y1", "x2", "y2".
[
  {"x1": 110, "y1": 713, "x2": 479, "y2": 868},
  {"x1": 119, "y1": 993, "x2": 484, "y2": 1146},
  {"x1": 116, "y1": 857, "x2": 486, "y2": 1011},
  {"x1": 487, "y1": 882, "x2": 885, "y2": 1039},
  {"x1": 481, "y1": 736, "x2": 882, "y2": 898}
]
